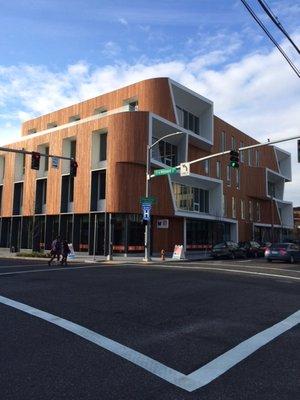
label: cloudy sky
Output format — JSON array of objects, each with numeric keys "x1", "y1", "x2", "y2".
[{"x1": 0, "y1": 0, "x2": 299, "y2": 203}]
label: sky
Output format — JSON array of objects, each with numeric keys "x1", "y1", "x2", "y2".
[{"x1": 0, "y1": 0, "x2": 299, "y2": 203}]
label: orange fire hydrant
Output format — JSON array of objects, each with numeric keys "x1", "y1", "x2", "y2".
[{"x1": 160, "y1": 249, "x2": 165, "y2": 261}]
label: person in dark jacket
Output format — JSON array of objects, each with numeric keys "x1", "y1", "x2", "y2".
[
  {"x1": 60, "y1": 240, "x2": 71, "y2": 266},
  {"x1": 48, "y1": 236, "x2": 62, "y2": 266}
]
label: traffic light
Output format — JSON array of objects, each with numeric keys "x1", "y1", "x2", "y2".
[
  {"x1": 298, "y1": 139, "x2": 300, "y2": 163},
  {"x1": 230, "y1": 150, "x2": 239, "y2": 169},
  {"x1": 31, "y1": 151, "x2": 41, "y2": 170},
  {"x1": 70, "y1": 159, "x2": 78, "y2": 177}
]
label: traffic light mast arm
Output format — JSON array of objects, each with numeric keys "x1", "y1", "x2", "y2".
[
  {"x1": 0, "y1": 146, "x2": 75, "y2": 161},
  {"x1": 175, "y1": 133, "x2": 300, "y2": 168}
]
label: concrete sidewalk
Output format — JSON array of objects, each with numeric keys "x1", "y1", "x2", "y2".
[{"x1": 0, "y1": 248, "x2": 212, "y2": 264}]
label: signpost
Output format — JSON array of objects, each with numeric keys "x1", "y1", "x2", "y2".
[
  {"x1": 154, "y1": 167, "x2": 178, "y2": 176},
  {"x1": 52, "y1": 157, "x2": 59, "y2": 169},
  {"x1": 180, "y1": 162, "x2": 190, "y2": 176}
]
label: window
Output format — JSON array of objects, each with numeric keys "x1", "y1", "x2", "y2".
[
  {"x1": 0, "y1": 185, "x2": 3, "y2": 214},
  {"x1": 255, "y1": 150, "x2": 260, "y2": 167},
  {"x1": 231, "y1": 136, "x2": 237, "y2": 150},
  {"x1": 90, "y1": 170, "x2": 106, "y2": 211},
  {"x1": 226, "y1": 166, "x2": 231, "y2": 185},
  {"x1": 94, "y1": 107, "x2": 108, "y2": 115},
  {"x1": 13, "y1": 182, "x2": 23, "y2": 215},
  {"x1": 22, "y1": 153, "x2": 26, "y2": 176},
  {"x1": 216, "y1": 161, "x2": 221, "y2": 179},
  {"x1": 236, "y1": 169, "x2": 240, "y2": 189},
  {"x1": 220, "y1": 131, "x2": 226, "y2": 152},
  {"x1": 47, "y1": 122, "x2": 57, "y2": 129},
  {"x1": 176, "y1": 106, "x2": 199, "y2": 135},
  {"x1": 44, "y1": 146, "x2": 49, "y2": 172},
  {"x1": 249, "y1": 200, "x2": 253, "y2": 221},
  {"x1": 257, "y1": 202, "x2": 261, "y2": 221},
  {"x1": 28, "y1": 128, "x2": 37, "y2": 134},
  {"x1": 248, "y1": 149, "x2": 252, "y2": 166},
  {"x1": 204, "y1": 159, "x2": 210, "y2": 175},
  {"x1": 232, "y1": 197, "x2": 236, "y2": 218},
  {"x1": 99, "y1": 133, "x2": 107, "y2": 161},
  {"x1": 69, "y1": 115, "x2": 80, "y2": 122},
  {"x1": 61, "y1": 176, "x2": 74, "y2": 213},
  {"x1": 158, "y1": 140, "x2": 177, "y2": 166},
  {"x1": 35, "y1": 179, "x2": 47, "y2": 214},
  {"x1": 240, "y1": 142, "x2": 244, "y2": 162},
  {"x1": 241, "y1": 200, "x2": 245, "y2": 219},
  {"x1": 268, "y1": 182, "x2": 276, "y2": 197},
  {"x1": 173, "y1": 183, "x2": 209, "y2": 213},
  {"x1": 124, "y1": 98, "x2": 139, "y2": 111},
  {"x1": 70, "y1": 140, "x2": 76, "y2": 159},
  {"x1": 223, "y1": 195, "x2": 227, "y2": 217}
]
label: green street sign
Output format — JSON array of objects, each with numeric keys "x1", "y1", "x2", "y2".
[
  {"x1": 140, "y1": 196, "x2": 156, "y2": 204},
  {"x1": 154, "y1": 167, "x2": 178, "y2": 176}
]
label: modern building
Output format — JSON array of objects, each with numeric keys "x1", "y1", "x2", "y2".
[
  {"x1": 293, "y1": 207, "x2": 300, "y2": 241},
  {"x1": 0, "y1": 77, "x2": 294, "y2": 254}
]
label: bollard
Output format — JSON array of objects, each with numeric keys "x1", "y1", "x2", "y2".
[{"x1": 160, "y1": 249, "x2": 165, "y2": 261}]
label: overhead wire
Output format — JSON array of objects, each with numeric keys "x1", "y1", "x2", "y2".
[
  {"x1": 258, "y1": 0, "x2": 300, "y2": 54},
  {"x1": 240, "y1": 0, "x2": 300, "y2": 78}
]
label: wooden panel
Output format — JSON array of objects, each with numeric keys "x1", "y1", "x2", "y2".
[
  {"x1": 152, "y1": 216, "x2": 183, "y2": 253},
  {"x1": 22, "y1": 78, "x2": 175, "y2": 136}
]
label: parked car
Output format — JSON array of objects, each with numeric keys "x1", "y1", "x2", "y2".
[
  {"x1": 211, "y1": 241, "x2": 247, "y2": 259},
  {"x1": 238, "y1": 241, "x2": 265, "y2": 258},
  {"x1": 264, "y1": 243, "x2": 300, "y2": 263}
]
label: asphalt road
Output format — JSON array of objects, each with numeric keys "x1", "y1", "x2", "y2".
[{"x1": 0, "y1": 257, "x2": 299, "y2": 400}]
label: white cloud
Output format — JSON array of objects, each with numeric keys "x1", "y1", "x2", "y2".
[
  {"x1": 101, "y1": 41, "x2": 121, "y2": 58},
  {"x1": 0, "y1": 33, "x2": 299, "y2": 203},
  {"x1": 118, "y1": 17, "x2": 128, "y2": 26}
]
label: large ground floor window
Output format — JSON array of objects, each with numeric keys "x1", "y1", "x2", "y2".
[
  {"x1": 0, "y1": 213, "x2": 145, "y2": 255},
  {"x1": 186, "y1": 219, "x2": 231, "y2": 250}
]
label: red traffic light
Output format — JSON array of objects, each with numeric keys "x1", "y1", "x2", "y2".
[
  {"x1": 70, "y1": 159, "x2": 78, "y2": 177},
  {"x1": 31, "y1": 151, "x2": 41, "y2": 170}
]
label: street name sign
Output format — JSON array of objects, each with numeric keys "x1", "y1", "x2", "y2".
[
  {"x1": 154, "y1": 167, "x2": 178, "y2": 176},
  {"x1": 140, "y1": 196, "x2": 156, "y2": 205}
]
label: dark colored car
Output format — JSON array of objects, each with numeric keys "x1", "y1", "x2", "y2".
[
  {"x1": 211, "y1": 241, "x2": 247, "y2": 259},
  {"x1": 238, "y1": 241, "x2": 265, "y2": 258},
  {"x1": 264, "y1": 243, "x2": 300, "y2": 263}
]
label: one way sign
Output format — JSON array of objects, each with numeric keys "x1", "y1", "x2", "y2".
[{"x1": 180, "y1": 162, "x2": 190, "y2": 176}]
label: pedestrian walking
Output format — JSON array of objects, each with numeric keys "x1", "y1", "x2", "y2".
[
  {"x1": 48, "y1": 236, "x2": 62, "y2": 266},
  {"x1": 60, "y1": 240, "x2": 71, "y2": 266}
]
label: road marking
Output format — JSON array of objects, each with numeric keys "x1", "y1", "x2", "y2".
[
  {"x1": 0, "y1": 264, "x2": 101, "y2": 276},
  {"x1": 152, "y1": 264, "x2": 300, "y2": 281},
  {"x1": 0, "y1": 294, "x2": 299, "y2": 392}
]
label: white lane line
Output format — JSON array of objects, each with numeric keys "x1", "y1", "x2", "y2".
[
  {"x1": 188, "y1": 262, "x2": 300, "y2": 275},
  {"x1": 0, "y1": 294, "x2": 190, "y2": 391},
  {"x1": 0, "y1": 264, "x2": 49, "y2": 270},
  {"x1": 0, "y1": 294, "x2": 299, "y2": 392},
  {"x1": 153, "y1": 264, "x2": 300, "y2": 281},
  {"x1": 186, "y1": 310, "x2": 300, "y2": 391},
  {"x1": 0, "y1": 264, "x2": 102, "y2": 276}
]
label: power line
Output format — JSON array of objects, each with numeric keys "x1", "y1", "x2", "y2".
[
  {"x1": 240, "y1": 0, "x2": 300, "y2": 78},
  {"x1": 258, "y1": 0, "x2": 300, "y2": 54}
]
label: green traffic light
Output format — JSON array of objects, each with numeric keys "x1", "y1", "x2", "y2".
[{"x1": 230, "y1": 161, "x2": 239, "y2": 168}]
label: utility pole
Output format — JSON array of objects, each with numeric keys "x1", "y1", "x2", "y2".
[{"x1": 143, "y1": 131, "x2": 183, "y2": 262}]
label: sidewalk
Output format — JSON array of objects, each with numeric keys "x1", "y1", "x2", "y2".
[{"x1": 0, "y1": 248, "x2": 212, "y2": 264}]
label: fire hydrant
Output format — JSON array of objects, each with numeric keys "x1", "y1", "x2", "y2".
[{"x1": 160, "y1": 249, "x2": 165, "y2": 261}]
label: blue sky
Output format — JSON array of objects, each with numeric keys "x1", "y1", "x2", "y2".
[{"x1": 0, "y1": 0, "x2": 299, "y2": 202}]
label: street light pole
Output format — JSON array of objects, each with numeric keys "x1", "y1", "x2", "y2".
[{"x1": 143, "y1": 131, "x2": 183, "y2": 262}]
